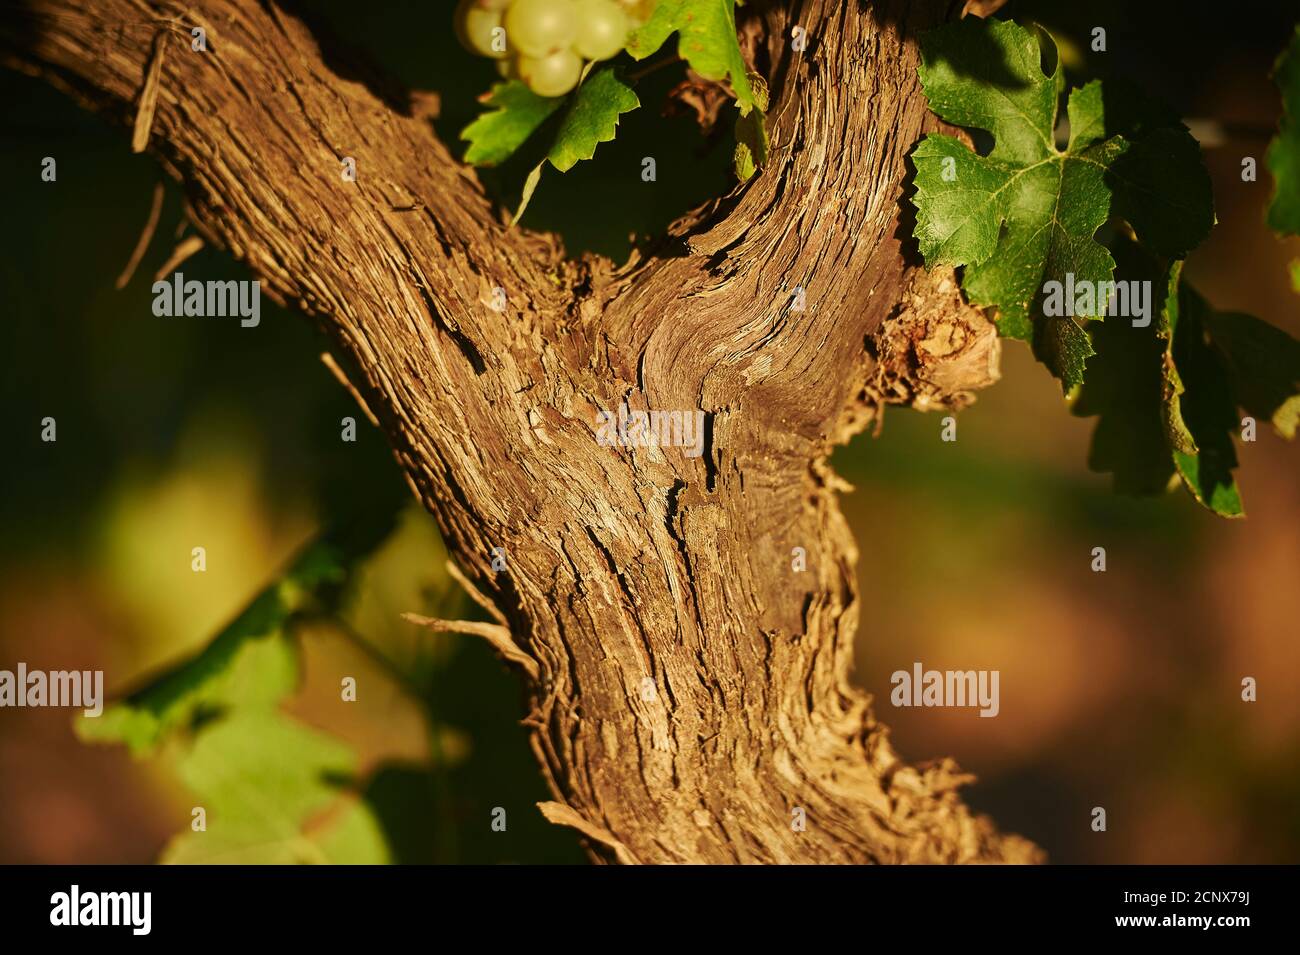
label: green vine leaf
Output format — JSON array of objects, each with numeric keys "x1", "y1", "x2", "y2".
[
  {"x1": 1069, "y1": 246, "x2": 1177, "y2": 496},
  {"x1": 1206, "y1": 309, "x2": 1300, "y2": 441},
  {"x1": 1074, "y1": 244, "x2": 1300, "y2": 517},
  {"x1": 511, "y1": 66, "x2": 640, "y2": 222},
  {"x1": 629, "y1": 0, "x2": 766, "y2": 179},
  {"x1": 1267, "y1": 24, "x2": 1300, "y2": 235},
  {"x1": 461, "y1": 65, "x2": 639, "y2": 178},
  {"x1": 627, "y1": 0, "x2": 755, "y2": 114},
  {"x1": 910, "y1": 18, "x2": 1213, "y2": 391},
  {"x1": 1163, "y1": 268, "x2": 1244, "y2": 517},
  {"x1": 461, "y1": 81, "x2": 566, "y2": 167},
  {"x1": 547, "y1": 66, "x2": 641, "y2": 172},
  {"x1": 734, "y1": 72, "x2": 769, "y2": 181}
]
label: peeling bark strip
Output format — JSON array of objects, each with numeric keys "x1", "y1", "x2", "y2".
[
  {"x1": 0, "y1": 0, "x2": 1039, "y2": 863},
  {"x1": 130, "y1": 28, "x2": 166, "y2": 153}
]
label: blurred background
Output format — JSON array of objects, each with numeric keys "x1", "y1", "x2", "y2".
[{"x1": 0, "y1": 0, "x2": 1296, "y2": 864}]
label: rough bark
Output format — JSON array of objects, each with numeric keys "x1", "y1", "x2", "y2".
[{"x1": 2, "y1": 0, "x2": 1039, "y2": 863}]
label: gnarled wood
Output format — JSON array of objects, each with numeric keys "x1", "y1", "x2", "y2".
[{"x1": 1, "y1": 0, "x2": 1039, "y2": 863}]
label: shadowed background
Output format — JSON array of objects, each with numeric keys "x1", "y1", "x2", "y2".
[{"x1": 0, "y1": 0, "x2": 1296, "y2": 863}]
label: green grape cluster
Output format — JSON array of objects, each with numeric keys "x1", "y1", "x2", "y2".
[{"x1": 454, "y1": 0, "x2": 647, "y2": 98}]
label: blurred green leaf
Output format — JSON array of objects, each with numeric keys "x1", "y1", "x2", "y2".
[
  {"x1": 78, "y1": 581, "x2": 304, "y2": 755},
  {"x1": 77, "y1": 518, "x2": 396, "y2": 754},
  {"x1": 161, "y1": 712, "x2": 389, "y2": 864},
  {"x1": 76, "y1": 508, "x2": 406, "y2": 863},
  {"x1": 1267, "y1": 25, "x2": 1300, "y2": 235}
]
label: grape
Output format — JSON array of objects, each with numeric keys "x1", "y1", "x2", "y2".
[
  {"x1": 572, "y1": 0, "x2": 628, "y2": 61},
  {"x1": 504, "y1": 0, "x2": 577, "y2": 59},
  {"x1": 455, "y1": 0, "x2": 508, "y2": 59},
  {"x1": 518, "y1": 48, "x2": 583, "y2": 97}
]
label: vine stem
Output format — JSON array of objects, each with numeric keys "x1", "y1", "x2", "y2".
[{"x1": 626, "y1": 53, "x2": 683, "y2": 82}]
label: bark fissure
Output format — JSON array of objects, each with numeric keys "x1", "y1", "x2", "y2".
[{"x1": 2, "y1": 0, "x2": 1037, "y2": 863}]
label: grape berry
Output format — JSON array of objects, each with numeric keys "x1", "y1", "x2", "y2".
[{"x1": 455, "y1": 0, "x2": 644, "y2": 98}]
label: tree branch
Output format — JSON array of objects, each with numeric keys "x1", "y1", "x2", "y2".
[{"x1": 2, "y1": 0, "x2": 1035, "y2": 863}]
